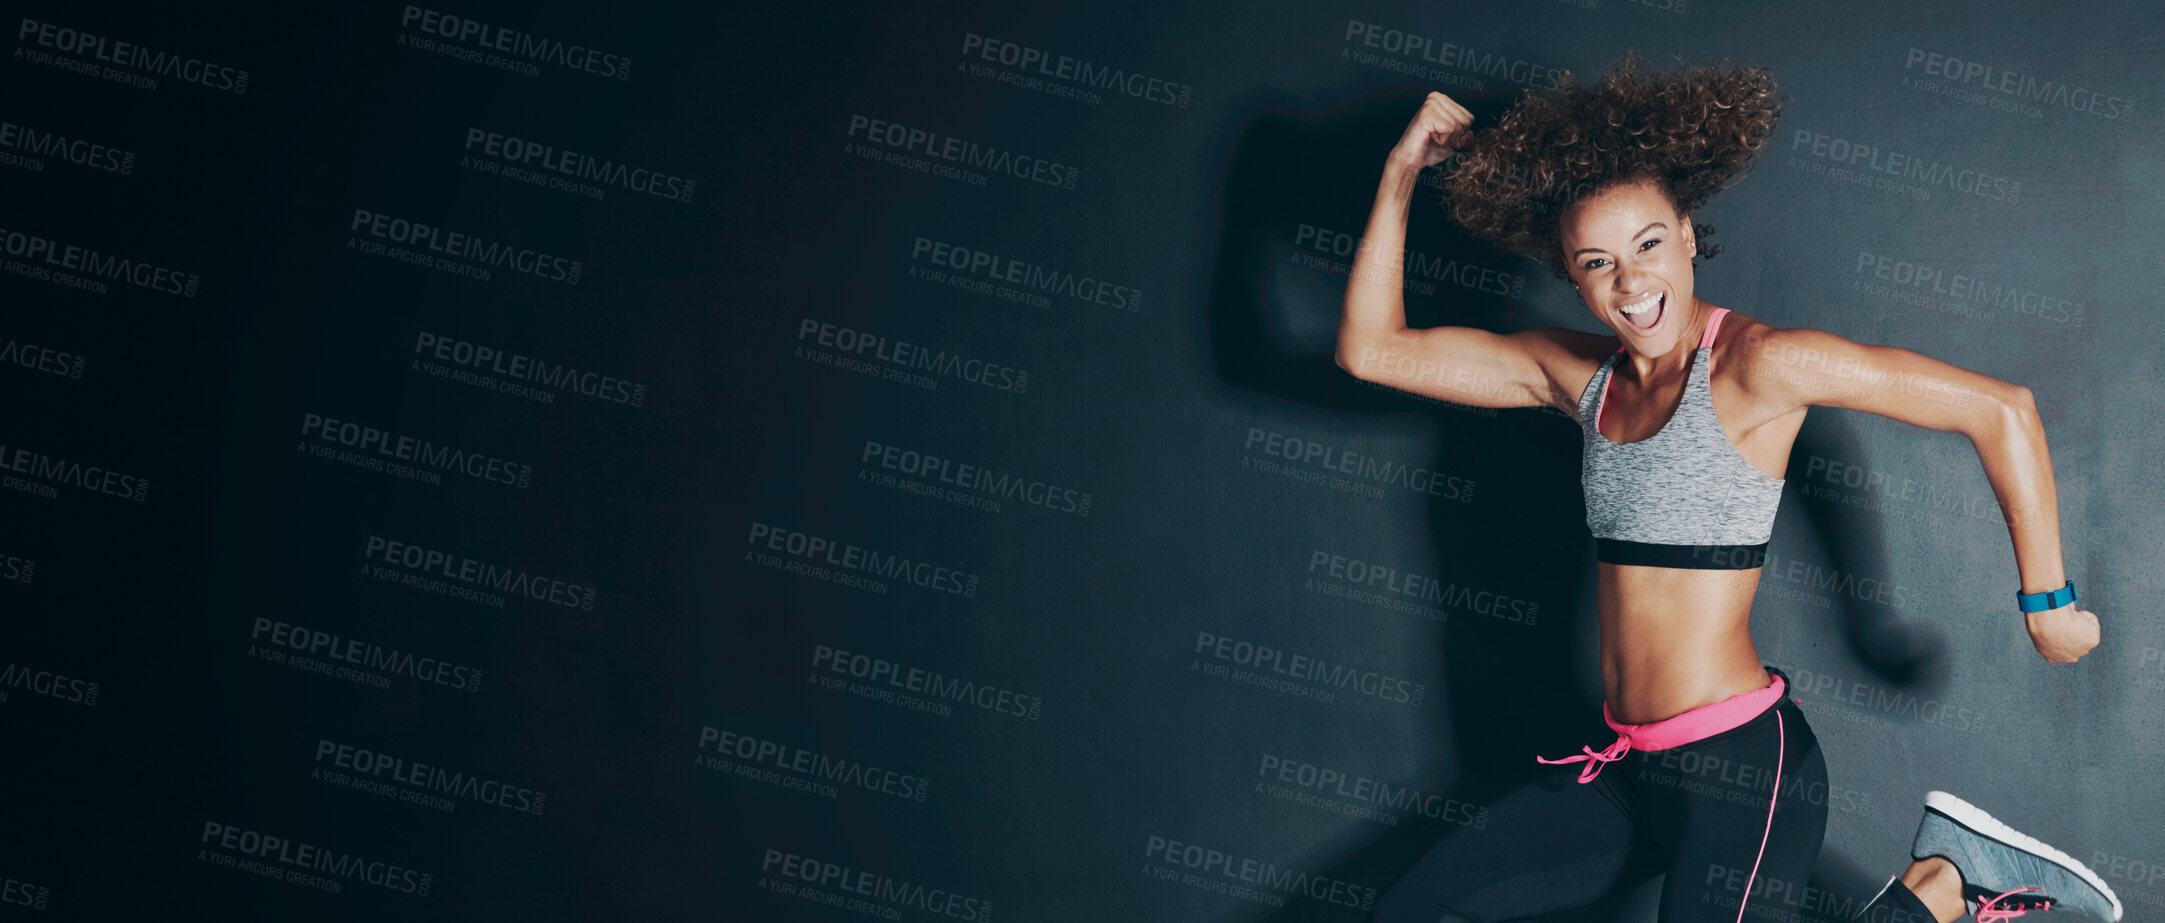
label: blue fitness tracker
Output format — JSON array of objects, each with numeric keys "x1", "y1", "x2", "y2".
[{"x1": 2015, "y1": 579, "x2": 2076, "y2": 613}]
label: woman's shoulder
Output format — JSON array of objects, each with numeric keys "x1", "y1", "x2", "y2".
[
  {"x1": 1506, "y1": 325, "x2": 1620, "y2": 416},
  {"x1": 1711, "y1": 309, "x2": 1857, "y2": 365},
  {"x1": 1710, "y1": 306, "x2": 1777, "y2": 368},
  {"x1": 1708, "y1": 308, "x2": 1862, "y2": 400}
]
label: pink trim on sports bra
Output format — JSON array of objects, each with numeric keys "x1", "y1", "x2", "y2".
[
  {"x1": 1701, "y1": 307, "x2": 1728, "y2": 372},
  {"x1": 1535, "y1": 670, "x2": 1785, "y2": 783},
  {"x1": 1595, "y1": 306, "x2": 1729, "y2": 431}
]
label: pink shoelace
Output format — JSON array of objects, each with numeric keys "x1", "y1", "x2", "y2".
[
  {"x1": 1975, "y1": 886, "x2": 2048, "y2": 923},
  {"x1": 1535, "y1": 733, "x2": 1632, "y2": 783}
]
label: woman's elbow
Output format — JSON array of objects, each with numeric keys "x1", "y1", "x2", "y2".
[
  {"x1": 1334, "y1": 341, "x2": 1366, "y2": 377},
  {"x1": 1335, "y1": 332, "x2": 1393, "y2": 379},
  {"x1": 1977, "y1": 382, "x2": 2038, "y2": 439},
  {"x1": 2003, "y1": 383, "x2": 2038, "y2": 425}
]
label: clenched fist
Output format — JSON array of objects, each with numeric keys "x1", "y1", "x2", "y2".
[
  {"x1": 2026, "y1": 604, "x2": 2100, "y2": 663},
  {"x1": 1388, "y1": 91, "x2": 1475, "y2": 170}
]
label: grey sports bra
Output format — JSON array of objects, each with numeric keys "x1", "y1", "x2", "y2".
[{"x1": 1575, "y1": 306, "x2": 1785, "y2": 569}]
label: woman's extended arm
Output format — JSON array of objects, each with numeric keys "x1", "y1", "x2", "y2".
[{"x1": 1738, "y1": 325, "x2": 2100, "y2": 663}]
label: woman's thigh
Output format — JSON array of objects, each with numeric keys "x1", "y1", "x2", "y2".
[
  {"x1": 1372, "y1": 768, "x2": 1658, "y2": 923},
  {"x1": 1638, "y1": 701, "x2": 1830, "y2": 923}
]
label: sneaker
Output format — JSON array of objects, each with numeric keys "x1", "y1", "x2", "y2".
[{"x1": 1909, "y1": 790, "x2": 2121, "y2": 921}]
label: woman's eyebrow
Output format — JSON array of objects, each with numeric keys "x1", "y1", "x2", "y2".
[{"x1": 1570, "y1": 221, "x2": 1667, "y2": 258}]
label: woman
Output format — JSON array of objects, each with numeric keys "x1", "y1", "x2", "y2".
[{"x1": 1336, "y1": 54, "x2": 2118, "y2": 923}]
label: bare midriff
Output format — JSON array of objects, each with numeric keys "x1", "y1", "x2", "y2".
[{"x1": 1598, "y1": 561, "x2": 1773, "y2": 725}]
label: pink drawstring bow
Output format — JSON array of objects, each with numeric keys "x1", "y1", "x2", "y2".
[{"x1": 1536, "y1": 733, "x2": 1633, "y2": 783}]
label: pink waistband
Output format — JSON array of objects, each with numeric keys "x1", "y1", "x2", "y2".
[
  {"x1": 1602, "y1": 672, "x2": 1786, "y2": 751},
  {"x1": 1537, "y1": 672, "x2": 1786, "y2": 783}
]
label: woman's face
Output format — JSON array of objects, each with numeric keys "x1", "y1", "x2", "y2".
[{"x1": 1560, "y1": 178, "x2": 1697, "y2": 356}]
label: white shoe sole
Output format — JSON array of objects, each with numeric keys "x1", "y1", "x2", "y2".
[{"x1": 1923, "y1": 790, "x2": 2123, "y2": 921}]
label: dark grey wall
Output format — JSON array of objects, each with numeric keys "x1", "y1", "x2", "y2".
[{"x1": 3, "y1": 0, "x2": 2161, "y2": 920}]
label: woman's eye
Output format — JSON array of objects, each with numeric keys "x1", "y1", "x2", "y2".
[
  {"x1": 1640, "y1": 238, "x2": 1661, "y2": 251},
  {"x1": 1582, "y1": 258, "x2": 1607, "y2": 271}
]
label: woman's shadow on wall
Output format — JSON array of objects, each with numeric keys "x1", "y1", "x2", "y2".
[{"x1": 1202, "y1": 94, "x2": 1950, "y2": 923}]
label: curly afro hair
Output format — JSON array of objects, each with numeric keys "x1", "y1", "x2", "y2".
[{"x1": 1438, "y1": 51, "x2": 1784, "y2": 279}]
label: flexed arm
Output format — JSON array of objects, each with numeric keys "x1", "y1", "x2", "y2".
[
  {"x1": 1336, "y1": 92, "x2": 1599, "y2": 412},
  {"x1": 1739, "y1": 325, "x2": 2099, "y2": 662},
  {"x1": 1337, "y1": 93, "x2": 1470, "y2": 363}
]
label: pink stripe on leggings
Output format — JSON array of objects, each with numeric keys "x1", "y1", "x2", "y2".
[{"x1": 1737, "y1": 709, "x2": 1786, "y2": 923}]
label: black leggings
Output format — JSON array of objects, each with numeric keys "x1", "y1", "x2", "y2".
[{"x1": 1374, "y1": 690, "x2": 1936, "y2": 923}]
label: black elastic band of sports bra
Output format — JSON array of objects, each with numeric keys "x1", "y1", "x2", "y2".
[{"x1": 1595, "y1": 538, "x2": 1768, "y2": 570}]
